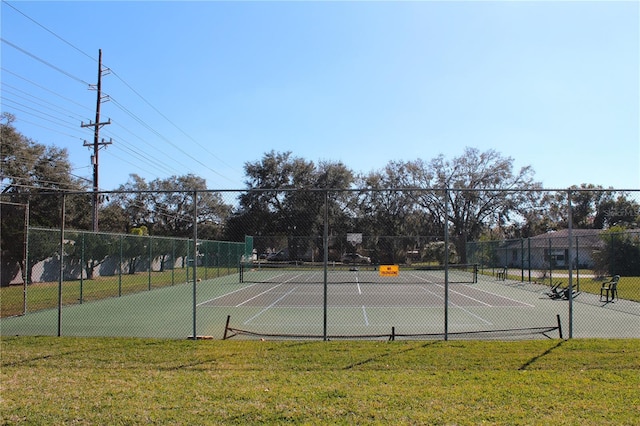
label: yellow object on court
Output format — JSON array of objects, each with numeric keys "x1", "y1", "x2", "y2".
[{"x1": 379, "y1": 265, "x2": 399, "y2": 277}]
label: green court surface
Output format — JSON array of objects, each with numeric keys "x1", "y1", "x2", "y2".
[{"x1": 1, "y1": 270, "x2": 638, "y2": 340}]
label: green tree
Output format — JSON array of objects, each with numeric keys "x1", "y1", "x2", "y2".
[
  {"x1": 355, "y1": 163, "x2": 427, "y2": 263},
  {"x1": 592, "y1": 227, "x2": 640, "y2": 276},
  {"x1": 64, "y1": 232, "x2": 118, "y2": 280},
  {"x1": 122, "y1": 226, "x2": 148, "y2": 275},
  {"x1": 593, "y1": 193, "x2": 640, "y2": 229},
  {"x1": 107, "y1": 174, "x2": 231, "y2": 239},
  {"x1": 98, "y1": 203, "x2": 129, "y2": 233},
  {"x1": 535, "y1": 185, "x2": 639, "y2": 231},
  {"x1": 227, "y1": 151, "x2": 355, "y2": 258},
  {"x1": 398, "y1": 147, "x2": 541, "y2": 262},
  {"x1": 1, "y1": 114, "x2": 86, "y2": 286}
]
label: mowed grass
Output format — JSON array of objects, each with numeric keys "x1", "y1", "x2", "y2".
[
  {"x1": 2, "y1": 337, "x2": 639, "y2": 425},
  {"x1": 491, "y1": 270, "x2": 640, "y2": 303}
]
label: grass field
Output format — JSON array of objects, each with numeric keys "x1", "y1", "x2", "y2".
[
  {"x1": 2, "y1": 336, "x2": 639, "y2": 424},
  {"x1": 485, "y1": 269, "x2": 640, "y2": 303}
]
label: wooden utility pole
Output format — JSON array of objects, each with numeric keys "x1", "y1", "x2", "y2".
[{"x1": 81, "y1": 49, "x2": 112, "y2": 232}]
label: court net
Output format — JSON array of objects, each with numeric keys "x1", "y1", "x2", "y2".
[
  {"x1": 224, "y1": 322, "x2": 561, "y2": 341},
  {"x1": 239, "y1": 262, "x2": 478, "y2": 285}
]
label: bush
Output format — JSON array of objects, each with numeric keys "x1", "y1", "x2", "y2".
[{"x1": 592, "y1": 228, "x2": 640, "y2": 276}]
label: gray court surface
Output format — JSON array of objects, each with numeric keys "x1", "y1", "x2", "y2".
[{"x1": 2, "y1": 270, "x2": 638, "y2": 340}]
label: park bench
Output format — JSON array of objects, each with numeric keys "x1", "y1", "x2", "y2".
[{"x1": 496, "y1": 267, "x2": 507, "y2": 281}]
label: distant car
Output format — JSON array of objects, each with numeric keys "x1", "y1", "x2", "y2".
[
  {"x1": 266, "y1": 249, "x2": 288, "y2": 261},
  {"x1": 341, "y1": 253, "x2": 371, "y2": 264}
]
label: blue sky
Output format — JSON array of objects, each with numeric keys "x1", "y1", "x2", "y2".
[{"x1": 2, "y1": 0, "x2": 639, "y2": 191}]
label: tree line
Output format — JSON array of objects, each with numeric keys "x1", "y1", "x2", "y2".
[{"x1": 2, "y1": 113, "x2": 639, "y2": 285}]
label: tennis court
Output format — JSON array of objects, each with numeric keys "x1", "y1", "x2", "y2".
[
  {"x1": 2, "y1": 264, "x2": 638, "y2": 340},
  {"x1": 203, "y1": 265, "x2": 554, "y2": 339}
]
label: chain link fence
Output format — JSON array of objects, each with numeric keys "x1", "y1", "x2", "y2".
[
  {"x1": 467, "y1": 230, "x2": 640, "y2": 290},
  {"x1": 1, "y1": 188, "x2": 638, "y2": 340},
  {"x1": 1, "y1": 227, "x2": 246, "y2": 318}
]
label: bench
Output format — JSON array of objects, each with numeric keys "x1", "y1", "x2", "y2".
[
  {"x1": 600, "y1": 275, "x2": 620, "y2": 302},
  {"x1": 496, "y1": 267, "x2": 507, "y2": 281}
]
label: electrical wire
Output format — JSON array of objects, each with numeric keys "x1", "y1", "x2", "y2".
[
  {"x1": 1, "y1": 38, "x2": 90, "y2": 86},
  {"x1": 2, "y1": 0, "x2": 244, "y2": 189},
  {"x1": 2, "y1": 0, "x2": 96, "y2": 62}
]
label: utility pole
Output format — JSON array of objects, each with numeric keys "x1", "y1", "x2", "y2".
[{"x1": 81, "y1": 49, "x2": 112, "y2": 232}]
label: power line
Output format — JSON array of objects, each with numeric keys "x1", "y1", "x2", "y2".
[
  {"x1": 2, "y1": 0, "x2": 96, "y2": 62},
  {"x1": 2, "y1": 1, "x2": 243, "y2": 187},
  {"x1": 110, "y1": 69, "x2": 240, "y2": 177},
  {"x1": 0, "y1": 99, "x2": 87, "y2": 138},
  {"x1": 1, "y1": 84, "x2": 192, "y2": 178},
  {"x1": 1, "y1": 97, "x2": 83, "y2": 131},
  {"x1": 1, "y1": 67, "x2": 93, "y2": 112},
  {"x1": 108, "y1": 96, "x2": 234, "y2": 182},
  {"x1": 1, "y1": 38, "x2": 90, "y2": 86},
  {"x1": 1, "y1": 82, "x2": 89, "y2": 120},
  {"x1": 1, "y1": 116, "x2": 86, "y2": 143}
]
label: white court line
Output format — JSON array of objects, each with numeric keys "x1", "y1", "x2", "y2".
[
  {"x1": 196, "y1": 283, "x2": 258, "y2": 307},
  {"x1": 407, "y1": 272, "x2": 533, "y2": 307},
  {"x1": 362, "y1": 305, "x2": 369, "y2": 326},
  {"x1": 235, "y1": 273, "x2": 305, "y2": 307},
  {"x1": 435, "y1": 285, "x2": 493, "y2": 307},
  {"x1": 244, "y1": 287, "x2": 297, "y2": 324},
  {"x1": 420, "y1": 286, "x2": 493, "y2": 325},
  {"x1": 454, "y1": 284, "x2": 536, "y2": 307},
  {"x1": 235, "y1": 283, "x2": 284, "y2": 307},
  {"x1": 356, "y1": 275, "x2": 362, "y2": 295},
  {"x1": 407, "y1": 274, "x2": 494, "y2": 307}
]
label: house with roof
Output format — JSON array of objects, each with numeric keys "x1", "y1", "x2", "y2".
[{"x1": 499, "y1": 229, "x2": 604, "y2": 269}]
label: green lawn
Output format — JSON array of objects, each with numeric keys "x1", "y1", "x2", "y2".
[
  {"x1": 1, "y1": 336, "x2": 638, "y2": 425},
  {"x1": 485, "y1": 269, "x2": 640, "y2": 303}
]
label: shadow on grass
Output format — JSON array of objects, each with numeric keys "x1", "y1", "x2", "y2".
[
  {"x1": 518, "y1": 339, "x2": 565, "y2": 370},
  {"x1": 343, "y1": 341, "x2": 441, "y2": 370},
  {"x1": 0, "y1": 337, "x2": 161, "y2": 368}
]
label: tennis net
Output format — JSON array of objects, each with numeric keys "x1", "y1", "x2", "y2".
[{"x1": 239, "y1": 262, "x2": 478, "y2": 285}]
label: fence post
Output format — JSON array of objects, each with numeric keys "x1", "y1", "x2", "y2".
[
  {"x1": 192, "y1": 190, "x2": 198, "y2": 340},
  {"x1": 186, "y1": 239, "x2": 190, "y2": 283},
  {"x1": 57, "y1": 193, "x2": 66, "y2": 337},
  {"x1": 119, "y1": 234, "x2": 123, "y2": 297},
  {"x1": 203, "y1": 241, "x2": 208, "y2": 280},
  {"x1": 520, "y1": 238, "x2": 524, "y2": 282},
  {"x1": 23, "y1": 201, "x2": 29, "y2": 315},
  {"x1": 171, "y1": 239, "x2": 175, "y2": 285},
  {"x1": 444, "y1": 188, "x2": 450, "y2": 341},
  {"x1": 567, "y1": 189, "x2": 574, "y2": 339},
  {"x1": 148, "y1": 235, "x2": 152, "y2": 290},
  {"x1": 80, "y1": 232, "x2": 84, "y2": 304},
  {"x1": 323, "y1": 189, "x2": 329, "y2": 341},
  {"x1": 527, "y1": 238, "x2": 531, "y2": 283},
  {"x1": 548, "y1": 238, "x2": 553, "y2": 285},
  {"x1": 575, "y1": 236, "x2": 580, "y2": 292},
  {"x1": 609, "y1": 233, "x2": 615, "y2": 276}
]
